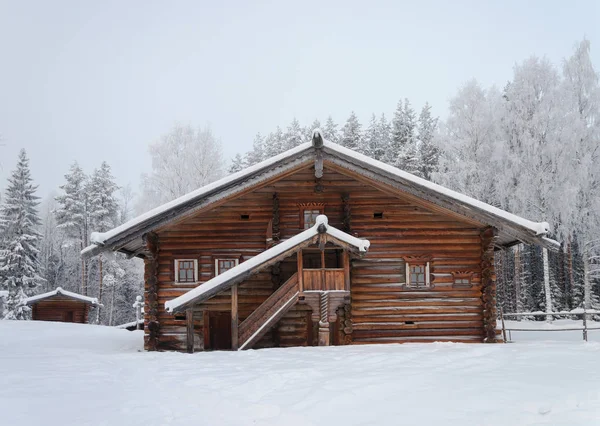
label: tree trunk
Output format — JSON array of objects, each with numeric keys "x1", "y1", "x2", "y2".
[
  {"x1": 96, "y1": 255, "x2": 103, "y2": 324},
  {"x1": 583, "y1": 242, "x2": 591, "y2": 321},
  {"x1": 567, "y1": 237, "x2": 574, "y2": 308},
  {"x1": 109, "y1": 282, "x2": 115, "y2": 326},
  {"x1": 542, "y1": 247, "x2": 553, "y2": 322}
]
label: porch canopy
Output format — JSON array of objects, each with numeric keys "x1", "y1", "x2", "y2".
[{"x1": 165, "y1": 215, "x2": 370, "y2": 314}]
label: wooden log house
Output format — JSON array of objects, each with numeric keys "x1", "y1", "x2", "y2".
[
  {"x1": 25, "y1": 287, "x2": 100, "y2": 323},
  {"x1": 82, "y1": 130, "x2": 558, "y2": 352}
]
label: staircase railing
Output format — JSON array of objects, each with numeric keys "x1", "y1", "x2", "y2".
[{"x1": 238, "y1": 272, "x2": 299, "y2": 350}]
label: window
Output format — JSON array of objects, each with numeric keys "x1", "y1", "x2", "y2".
[
  {"x1": 303, "y1": 209, "x2": 321, "y2": 229},
  {"x1": 373, "y1": 212, "x2": 384, "y2": 219},
  {"x1": 240, "y1": 214, "x2": 250, "y2": 220},
  {"x1": 404, "y1": 258, "x2": 432, "y2": 289},
  {"x1": 452, "y1": 272, "x2": 473, "y2": 288},
  {"x1": 174, "y1": 259, "x2": 198, "y2": 284},
  {"x1": 298, "y1": 203, "x2": 325, "y2": 229},
  {"x1": 215, "y1": 258, "x2": 239, "y2": 276}
]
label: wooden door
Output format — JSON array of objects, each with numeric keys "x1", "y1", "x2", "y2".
[{"x1": 207, "y1": 312, "x2": 232, "y2": 350}]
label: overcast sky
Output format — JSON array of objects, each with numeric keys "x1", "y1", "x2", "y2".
[{"x1": 0, "y1": 0, "x2": 599, "y2": 200}]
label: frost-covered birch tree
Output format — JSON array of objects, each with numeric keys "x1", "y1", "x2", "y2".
[{"x1": 137, "y1": 124, "x2": 224, "y2": 213}]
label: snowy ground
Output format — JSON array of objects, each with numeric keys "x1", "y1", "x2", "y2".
[{"x1": 1, "y1": 321, "x2": 600, "y2": 426}]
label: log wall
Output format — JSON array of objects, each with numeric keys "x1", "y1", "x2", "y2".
[
  {"x1": 31, "y1": 298, "x2": 90, "y2": 323},
  {"x1": 152, "y1": 165, "x2": 491, "y2": 351}
]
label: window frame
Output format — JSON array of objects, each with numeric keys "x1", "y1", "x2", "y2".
[
  {"x1": 174, "y1": 259, "x2": 199, "y2": 285},
  {"x1": 451, "y1": 271, "x2": 474, "y2": 288},
  {"x1": 298, "y1": 203, "x2": 325, "y2": 229},
  {"x1": 402, "y1": 256, "x2": 433, "y2": 289},
  {"x1": 214, "y1": 257, "x2": 240, "y2": 276}
]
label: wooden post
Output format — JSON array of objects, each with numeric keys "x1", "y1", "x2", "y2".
[
  {"x1": 500, "y1": 307, "x2": 507, "y2": 343},
  {"x1": 297, "y1": 251, "x2": 304, "y2": 292},
  {"x1": 231, "y1": 284, "x2": 239, "y2": 350},
  {"x1": 481, "y1": 227, "x2": 498, "y2": 343},
  {"x1": 318, "y1": 292, "x2": 330, "y2": 346},
  {"x1": 143, "y1": 232, "x2": 160, "y2": 351},
  {"x1": 343, "y1": 250, "x2": 350, "y2": 291},
  {"x1": 186, "y1": 308, "x2": 194, "y2": 354},
  {"x1": 582, "y1": 308, "x2": 588, "y2": 342}
]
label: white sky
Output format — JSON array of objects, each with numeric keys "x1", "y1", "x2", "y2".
[{"x1": 0, "y1": 0, "x2": 599, "y2": 199}]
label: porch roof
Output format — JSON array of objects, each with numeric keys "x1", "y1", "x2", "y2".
[{"x1": 164, "y1": 215, "x2": 369, "y2": 313}]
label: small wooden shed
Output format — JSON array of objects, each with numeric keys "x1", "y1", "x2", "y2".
[{"x1": 25, "y1": 287, "x2": 100, "y2": 323}]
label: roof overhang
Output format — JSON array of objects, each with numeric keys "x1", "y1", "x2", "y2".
[
  {"x1": 165, "y1": 215, "x2": 370, "y2": 313},
  {"x1": 81, "y1": 129, "x2": 559, "y2": 259},
  {"x1": 24, "y1": 287, "x2": 101, "y2": 306}
]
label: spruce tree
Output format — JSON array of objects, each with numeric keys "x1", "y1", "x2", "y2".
[
  {"x1": 0, "y1": 149, "x2": 42, "y2": 319},
  {"x1": 323, "y1": 116, "x2": 339, "y2": 144},
  {"x1": 389, "y1": 99, "x2": 418, "y2": 169},
  {"x1": 375, "y1": 114, "x2": 391, "y2": 162},
  {"x1": 245, "y1": 133, "x2": 264, "y2": 166},
  {"x1": 417, "y1": 103, "x2": 439, "y2": 180},
  {"x1": 88, "y1": 162, "x2": 119, "y2": 322},
  {"x1": 283, "y1": 118, "x2": 303, "y2": 151},
  {"x1": 228, "y1": 154, "x2": 246, "y2": 173},
  {"x1": 364, "y1": 114, "x2": 380, "y2": 159},
  {"x1": 340, "y1": 111, "x2": 363, "y2": 151},
  {"x1": 55, "y1": 162, "x2": 90, "y2": 294}
]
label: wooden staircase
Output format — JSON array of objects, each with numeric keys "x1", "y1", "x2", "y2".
[{"x1": 238, "y1": 272, "x2": 299, "y2": 350}]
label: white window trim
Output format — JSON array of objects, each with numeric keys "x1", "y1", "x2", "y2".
[
  {"x1": 405, "y1": 261, "x2": 431, "y2": 288},
  {"x1": 174, "y1": 259, "x2": 199, "y2": 284},
  {"x1": 215, "y1": 258, "x2": 239, "y2": 276}
]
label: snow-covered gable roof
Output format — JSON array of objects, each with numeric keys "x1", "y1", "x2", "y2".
[
  {"x1": 81, "y1": 129, "x2": 559, "y2": 259},
  {"x1": 165, "y1": 215, "x2": 370, "y2": 313},
  {"x1": 24, "y1": 287, "x2": 101, "y2": 306}
]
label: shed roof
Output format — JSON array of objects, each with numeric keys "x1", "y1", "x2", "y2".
[
  {"x1": 81, "y1": 130, "x2": 559, "y2": 259},
  {"x1": 165, "y1": 215, "x2": 370, "y2": 313},
  {"x1": 24, "y1": 287, "x2": 101, "y2": 306}
]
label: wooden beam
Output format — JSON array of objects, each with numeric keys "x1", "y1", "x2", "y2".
[
  {"x1": 297, "y1": 251, "x2": 304, "y2": 292},
  {"x1": 203, "y1": 310, "x2": 210, "y2": 350},
  {"x1": 143, "y1": 232, "x2": 160, "y2": 351},
  {"x1": 231, "y1": 284, "x2": 239, "y2": 350},
  {"x1": 343, "y1": 250, "x2": 350, "y2": 291},
  {"x1": 186, "y1": 308, "x2": 194, "y2": 354}
]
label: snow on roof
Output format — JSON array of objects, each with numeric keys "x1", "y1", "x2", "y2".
[
  {"x1": 85, "y1": 141, "x2": 313, "y2": 250},
  {"x1": 165, "y1": 215, "x2": 369, "y2": 313},
  {"x1": 81, "y1": 130, "x2": 558, "y2": 258},
  {"x1": 322, "y1": 141, "x2": 553, "y2": 238},
  {"x1": 115, "y1": 319, "x2": 144, "y2": 329},
  {"x1": 24, "y1": 287, "x2": 101, "y2": 306}
]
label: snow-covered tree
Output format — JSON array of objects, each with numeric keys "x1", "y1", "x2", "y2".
[
  {"x1": 55, "y1": 162, "x2": 90, "y2": 294},
  {"x1": 340, "y1": 111, "x2": 363, "y2": 151},
  {"x1": 245, "y1": 133, "x2": 265, "y2": 166},
  {"x1": 322, "y1": 116, "x2": 339, "y2": 144},
  {"x1": 137, "y1": 124, "x2": 224, "y2": 213},
  {"x1": 433, "y1": 81, "x2": 501, "y2": 205},
  {"x1": 364, "y1": 114, "x2": 380, "y2": 159},
  {"x1": 388, "y1": 99, "x2": 418, "y2": 171},
  {"x1": 88, "y1": 162, "x2": 120, "y2": 322},
  {"x1": 283, "y1": 118, "x2": 304, "y2": 151},
  {"x1": 0, "y1": 150, "x2": 42, "y2": 319},
  {"x1": 229, "y1": 153, "x2": 246, "y2": 173},
  {"x1": 417, "y1": 103, "x2": 439, "y2": 180},
  {"x1": 263, "y1": 126, "x2": 285, "y2": 158}
]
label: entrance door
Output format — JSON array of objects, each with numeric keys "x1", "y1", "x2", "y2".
[
  {"x1": 63, "y1": 311, "x2": 74, "y2": 322},
  {"x1": 207, "y1": 311, "x2": 232, "y2": 350}
]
